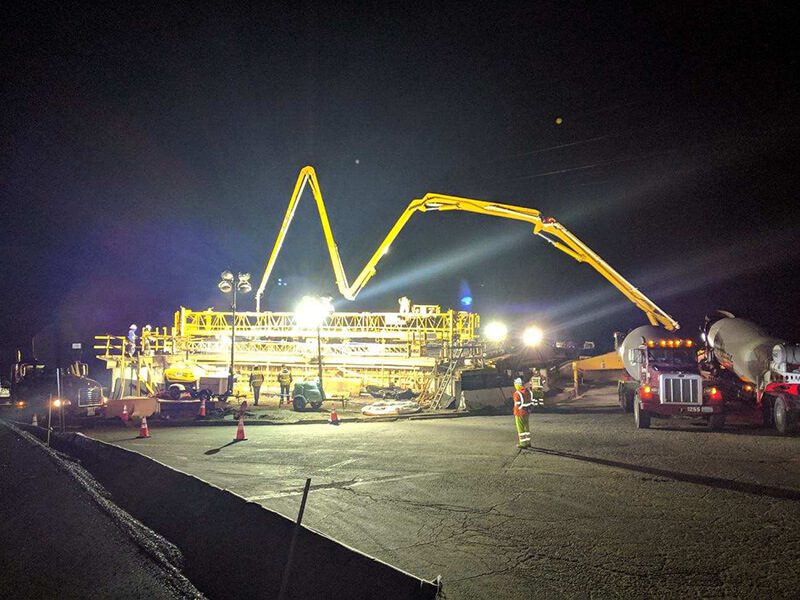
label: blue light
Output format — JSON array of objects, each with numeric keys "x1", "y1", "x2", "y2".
[{"x1": 460, "y1": 295, "x2": 473, "y2": 307}]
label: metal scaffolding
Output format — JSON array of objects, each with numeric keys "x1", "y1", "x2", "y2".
[{"x1": 96, "y1": 305, "x2": 483, "y2": 400}]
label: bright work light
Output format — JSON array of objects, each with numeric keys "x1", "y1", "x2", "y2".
[
  {"x1": 522, "y1": 325, "x2": 544, "y2": 347},
  {"x1": 484, "y1": 321, "x2": 508, "y2": 343},
  {"x1": 294, "y1": 296, "x2": 334, "y2": 329}
]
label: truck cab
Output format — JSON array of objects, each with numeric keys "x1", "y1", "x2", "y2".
[{"x1": 621, "y1": 337, "x2": 725, "y2": 430}]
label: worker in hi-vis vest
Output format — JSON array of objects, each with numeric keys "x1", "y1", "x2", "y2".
[
  {"x1": 513, "y1": 377, "x2": 534, "y2": 448},
  {"x1": 277, "y1": 365, "x2": 293, "y2": 406}
]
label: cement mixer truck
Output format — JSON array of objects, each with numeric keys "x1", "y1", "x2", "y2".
[
  {"x1": 617, "y1": 326, "x2": 725, "y2": 430},
  {"x1": 701, "y1": 312, "x2": 800, "y2": 435}
]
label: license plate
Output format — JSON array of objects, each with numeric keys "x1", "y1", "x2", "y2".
[
  {"x1": 686, "y1": 406, "x2": 701, "y2": 413},
  {"x1": 87, "y1": 407, "x2": 96, "y2": 416}
]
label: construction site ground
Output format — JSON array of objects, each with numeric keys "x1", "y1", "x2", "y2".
[
  {"x1": 5, "y1": 383, "x2": 798, "y2": 598},
  {"x1": 58, "y1": 383, "x2": 800, "y2": 598},
  {"x1": 0, "y1": 421, "x2": 202, "y2": 599}
]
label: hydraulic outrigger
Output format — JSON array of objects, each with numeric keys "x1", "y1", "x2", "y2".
[{"x1": 255, "y1": 166, "x2": 678, "y2": 331}]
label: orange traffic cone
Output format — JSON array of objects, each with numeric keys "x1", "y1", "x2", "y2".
[
  {"x1": 137, "y1": 416, "x2": 151, "y2": 439},
  {"x1": 234, "y1": 414, "x2": 247, "y2": 441},
  {"x1": 122, "y1": 404, "x2": 129, "y2": 422},
  {"x1": 328, "y1": 407, "x2": 340, "y2": 426},
  {"x1": 32, "y1": 414, "x2": 38, "y2": 427},
  {"x1": 199, "y1": 397, "x2": 207, "y2": 418}
]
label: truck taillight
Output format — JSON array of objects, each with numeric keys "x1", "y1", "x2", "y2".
[
  {"x1": 709, "y1": 387, "x2": 722, "y2": 401},
  {"x1": 640, "y1": 385, "x2": 654, "y2": 400}
]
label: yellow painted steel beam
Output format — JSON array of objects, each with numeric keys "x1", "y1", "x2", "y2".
[{"x1": 255, "y1": 166, "x2": 679, "y2": 331}]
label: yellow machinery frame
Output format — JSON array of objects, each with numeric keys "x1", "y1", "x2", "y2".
[{"x1": 256, "y1": 166, "x2": 678, "y2": 330}]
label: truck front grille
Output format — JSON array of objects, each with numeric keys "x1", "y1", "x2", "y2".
[
  {"x1": 78, "y1": 386, "x2": 103, "y2": 407},
  {"x1": 661, "y1": 375, "x2": 701, "y2": 404}
]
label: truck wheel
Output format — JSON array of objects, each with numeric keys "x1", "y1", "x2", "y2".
[
  {"x1": 311, "y1": 401, "x2": 322, "y2": 411},
  {"x1": 634, "y1": 394, "x2": 651, "y2": 429},
  {"x1": 168, "y1": 384, "x2": 183, "y2": 400},
  {"x1": 624, "y1": 391, "x2": 634, "y2": 413},
  {"x1": 708, "y1": 414, "x2": 725, "y2": 431},
  {"x1": 773, "y1": 395, "x2": 797, "y2": 435},
  {"x1": 292, "y1": 396, "x2": 306, "y2": 412}
]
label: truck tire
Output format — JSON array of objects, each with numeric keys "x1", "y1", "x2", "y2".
[
  {"x1": 773, "y1": 395, "x2": 797, "y2": 436},
  {"x1": 293, "y1": 396, "x2": 306, "y2": 412},
  {"x1": 634, "y1": 393, "x2": 651, "y2": 429},
  {"x1": 708, "y1": 414, "x2": 725, "y2": 431},
  {"x1": 624, "y1": 391, "x2": 634, "y2": 413},
  {"x1": 311, "y1": 401, "x2": 322, "y2": 410}
]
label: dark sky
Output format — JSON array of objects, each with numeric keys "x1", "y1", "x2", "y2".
[{"x1": 2, "y1": 2, "x2": 799, "y2": 360}]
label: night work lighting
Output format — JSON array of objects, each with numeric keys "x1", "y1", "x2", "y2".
[
  {"x1": 484, "y1": 321, "x2": 508, "y2": 343},
  {"x1": 218, "y1": 270, "x2": 252, "y2": 396},
  {"x1": 294, "y1": 296, "x2": 334, "y2": 329},
  {"x1": 294, "y1": 296, "x2": 334, "y2": 389},
  {"x1": 522, "y1": 325, "x2": 544, "y2": 347}
]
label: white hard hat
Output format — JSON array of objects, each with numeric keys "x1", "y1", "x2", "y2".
[
  {"x1": 129, "y1": 324, "x2": 138, "y2": 330},
  {"x1": 514, "y1": 377, "x2": 522, "y2": 386}
]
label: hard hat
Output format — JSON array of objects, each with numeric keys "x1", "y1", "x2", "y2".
[
  {"x1": 129, "y1": 324, "x2": 138, "y2": 330},
  {"x1": 514, "y1": 377, "x2": 522, "y2": 386},
  {"x1": 143, "y1": 324, "x2": 152, "y2": 331}
]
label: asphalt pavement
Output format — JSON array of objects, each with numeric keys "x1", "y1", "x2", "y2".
[
  {"x1": 84, "y1": 385, "x2": 800, "y2": 599},
  {"x1": 0, "y1": 421, "x2": 202, "y2": 599}
]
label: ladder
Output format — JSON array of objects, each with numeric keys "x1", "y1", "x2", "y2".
[{"x1": 429, "y1": 345, "x2": 465, "y2": 410}]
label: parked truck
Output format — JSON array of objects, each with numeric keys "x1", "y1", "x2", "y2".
[
  {"x1": 617, "y1": 325, "x2": 725, "y2": 430},
  {"x1": 701, "y1": 311, "x2": 800, "y2": 435}
]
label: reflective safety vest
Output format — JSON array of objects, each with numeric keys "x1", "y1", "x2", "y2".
[
  {"x1": 278, "y1": 369, "x2": 292, "y2": 385},
  {"x1": 513, "y1": 388, "x2": 531, "y2": 416}
]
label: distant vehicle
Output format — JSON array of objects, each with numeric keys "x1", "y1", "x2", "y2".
[
  {"x1": 0, "y1": 381, "x2": 10, "y2": 403},
  {"x1": 10, "y1": 361, "x2": 107, "y2": 417},
  {"x1": 292, "y1": 380, "x2": 326, "y2": 412},
  {"x1": 617, "y1": 326, "x2": 724, "y2": 430}
]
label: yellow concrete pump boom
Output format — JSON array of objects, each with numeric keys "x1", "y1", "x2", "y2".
[{"x1": 255, "y1": 166, "x2": 679, "y2": 331}]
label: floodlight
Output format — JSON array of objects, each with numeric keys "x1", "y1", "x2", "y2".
[
  {"x1": 294, "y1": 296, "x2": 333, "y2": 329},
  {"x1": 484, "y1": 321, "x2": 508, "y2": 343},
  {"x1": 237, "y1": 273, "x2": 252, "y2": 293},
  {"x1": 522, "y1": 325, "x2": 544, "y2": 347}
]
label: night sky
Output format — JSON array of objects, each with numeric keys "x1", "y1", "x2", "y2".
[{"x1": 2, "y1": 3, "x2": 799, "y2": 364}]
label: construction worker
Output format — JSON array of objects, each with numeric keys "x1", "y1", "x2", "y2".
[
  {"x1": 249, "y1": 366, "x2": 264, "y2": 405},
  {"x1": 512, "y1": 377, "x2": 534, "y2": 448},
  {"x1": 140, "y1": 324, "x2": 153, "y2": 356},
  {"x1": 277, "y1": 365, "x2": 293, "y2": 406},
  {"x1": 530, "y1": 374, "x2": 545, "y2": 407},
  {"x1": 127, "y1": 324, "x2": 138, "y2": 357}
]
